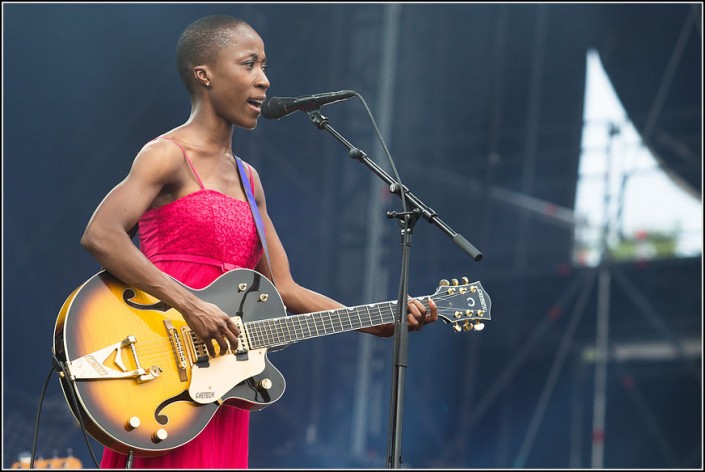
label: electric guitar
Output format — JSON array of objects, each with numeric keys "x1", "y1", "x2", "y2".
[{"x1": 53, "y1": 268, "x2": 491, "y2": 457}]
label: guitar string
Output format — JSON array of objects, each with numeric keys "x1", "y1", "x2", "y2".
[
  {"x1": 89, "y1": 291, "x2": 488, "y2": 365},
  {"x1": 107, "y1": 291, "x2": 485, "y2": 351},
  {"x1": 245, "y1": 293, "x2": 489, "y2": 348}
]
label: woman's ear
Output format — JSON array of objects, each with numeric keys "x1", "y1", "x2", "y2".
[{"x1": 194, "y1": 66, "x2": 211, "y2": 88}]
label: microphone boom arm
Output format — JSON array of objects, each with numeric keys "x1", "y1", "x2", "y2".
[{"x1": 305, "y1": 109, "x2": 483, "y2": 262}]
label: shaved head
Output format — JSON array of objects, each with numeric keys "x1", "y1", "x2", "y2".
[{"x1": 176, "y1": 15, "x2": 252, "y2": 95}]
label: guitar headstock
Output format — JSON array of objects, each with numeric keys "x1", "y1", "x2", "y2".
[{"x1": 430, "y1": 277, "x2": 492, "y2": 333}]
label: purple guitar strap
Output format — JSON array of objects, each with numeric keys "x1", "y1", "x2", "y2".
[{"x1": 235, "y1": 157, "x2": 273, "y2": 282}]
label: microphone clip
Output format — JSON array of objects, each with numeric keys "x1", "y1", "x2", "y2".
[{"x1": 305, "y1": 110, "x2": 329, "y2": 129}]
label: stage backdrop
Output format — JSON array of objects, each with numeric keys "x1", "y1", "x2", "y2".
[{"x1": 3, "y1": 3, "x2": 701, "y2": 469}]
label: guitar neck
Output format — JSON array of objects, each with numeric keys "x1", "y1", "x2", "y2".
[{"x1": 244, "y1": 298, "x2": 429, "y2": 349}]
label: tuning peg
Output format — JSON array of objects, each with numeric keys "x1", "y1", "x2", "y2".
[
  {"x1": 454, "y1": 311, "x2": 463, "y2": 319},
  {"x1": 463, "y1": 320, "x2": 473, "y2": 331},
  {"x1": 477, "y1": 310, "x2": 485, "y2": 317},
  {"x1": 453, "y1": 322, "x2": 462, "y2": 333},
  {"x1": 451, "y1": 278, "x2": 459, "y2": 286},
  {"x1": 439, "y1": 279, "x2": 450, "y2": 287},
  {"x1": 466, "y1": 310, "x2": 474, "y2": 317},
  {"x1": 474, "y1": 321, "x2": 485, "y2": 331},
  {"x1": 462, "y1": 276, "x2": 469, "y2": 285}
]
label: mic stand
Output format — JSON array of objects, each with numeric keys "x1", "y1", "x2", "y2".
[
  {"x1": 304, "y1": 109, "x2": 482, "y2": 468},
  {"x1": 386, "y1": 206, "x2": 418, "y2": 468}
]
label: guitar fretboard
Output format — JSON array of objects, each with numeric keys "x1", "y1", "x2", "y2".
[{"x1": 244, "y1": 299, "x2": 428, "y2": 349}]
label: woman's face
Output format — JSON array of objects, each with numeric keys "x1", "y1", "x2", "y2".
[{"x1": 207, "y1": 25, "x2": 270, "y2": 129}]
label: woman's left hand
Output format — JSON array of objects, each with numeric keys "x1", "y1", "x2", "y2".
[
  {"x1": 406, "y1": 296, "x2": 438, "y2": 331},
  {"x1": 370, "y1": 296, "x2": 438, "y2": 337}
]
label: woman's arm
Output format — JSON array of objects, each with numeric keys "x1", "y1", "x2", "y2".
[
  {"x1": 249, "y1": 164, "x2": 437, "y2": 336},
  {"x1": 80, "y1": 140, "x2": 241, "y2": 356}
]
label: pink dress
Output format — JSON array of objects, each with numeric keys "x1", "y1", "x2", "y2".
[{"x1": 100, "y1": 137, "x2": 263, "y2": 469}]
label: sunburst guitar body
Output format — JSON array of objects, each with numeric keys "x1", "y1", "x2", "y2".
[{"x1": 53, "y1": 268, "x2": 491, "y2": 456}]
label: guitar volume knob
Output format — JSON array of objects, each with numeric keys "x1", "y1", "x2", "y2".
[
  {"x1": 257, "y1": 378, "x2": 272, "y2": 390},
  {"x1": 125, "y1": 416, "x2": 140, "y2": 430},
  {"x1": 153, "y1": 429, "x2": 168, "y2": 442}
]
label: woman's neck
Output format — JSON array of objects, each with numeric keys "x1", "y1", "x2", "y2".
[{"x1": 177, "y1": 115, "x2": 235, "y2": 154}]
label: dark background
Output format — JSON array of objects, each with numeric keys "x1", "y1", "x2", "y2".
[{"x1": 3, "y1": 3, "x2": 701, "y2": 469}]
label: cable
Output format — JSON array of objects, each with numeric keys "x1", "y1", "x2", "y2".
[
  {"x1": 352, "y1": 92, "x2": 408, "y2": 217},
  {"x1": 52, "y1": 355, "x2": 101, "y2": 468},
  {"x1": 30, "y1": 365, "x2": 55, "y2": 469}
]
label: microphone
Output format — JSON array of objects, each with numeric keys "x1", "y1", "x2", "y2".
[{"x1": 260, "y1": 90, "x2": 355, "y2": 120}]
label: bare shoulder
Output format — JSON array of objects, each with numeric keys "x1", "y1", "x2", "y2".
[
  {"x1": 240, "y1": 158, "x2": 267, "y2": 204},
  {"x1": 240, "y1": 158, "x2": 261, "y2": 180},
  {"x1": 128, "y1": 137, "x2": 188, "y2": 187}
]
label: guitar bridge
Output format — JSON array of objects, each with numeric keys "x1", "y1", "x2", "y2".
[
  {"x1": 66, "y1": 336, "x2": 161, "y2": 383},
  {"x1": 164, "y1": 320, "x2": 188, "y2": 382}
]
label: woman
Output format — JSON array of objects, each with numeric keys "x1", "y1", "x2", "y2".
[{"x1": 81, "y1": 15, "x2": 437, "y2": 468}]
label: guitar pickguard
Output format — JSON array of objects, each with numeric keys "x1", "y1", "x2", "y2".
[{"x1": 188, "y1": 348, "x2": 268, "y2": 404}]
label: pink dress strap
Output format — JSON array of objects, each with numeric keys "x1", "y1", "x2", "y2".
[
  {"x1": 244, "y1": 161, "x2": 255, "y2": 195},
  {"x1": 152, "y1": 136, "x2": 206, "y2": 189}
]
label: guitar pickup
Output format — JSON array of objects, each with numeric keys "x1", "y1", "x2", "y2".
[
  {"x1": 182, "y1": 317, "x2": 250, "y2": 362},
  {"x1": 232, "y1": 316, "x2": 249, "y2": 358},
  {"x1": 182, "y1": 327, "x2": 209, "y2": 366}
]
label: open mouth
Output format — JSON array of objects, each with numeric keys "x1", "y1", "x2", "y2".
[{"x1": 247, "y1": 99, "x2": 263, "y2": 110}]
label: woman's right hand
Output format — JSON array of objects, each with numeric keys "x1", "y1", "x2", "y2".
[{"x1": 182, "y1": 300, "x2": 240, "y2": 357}]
